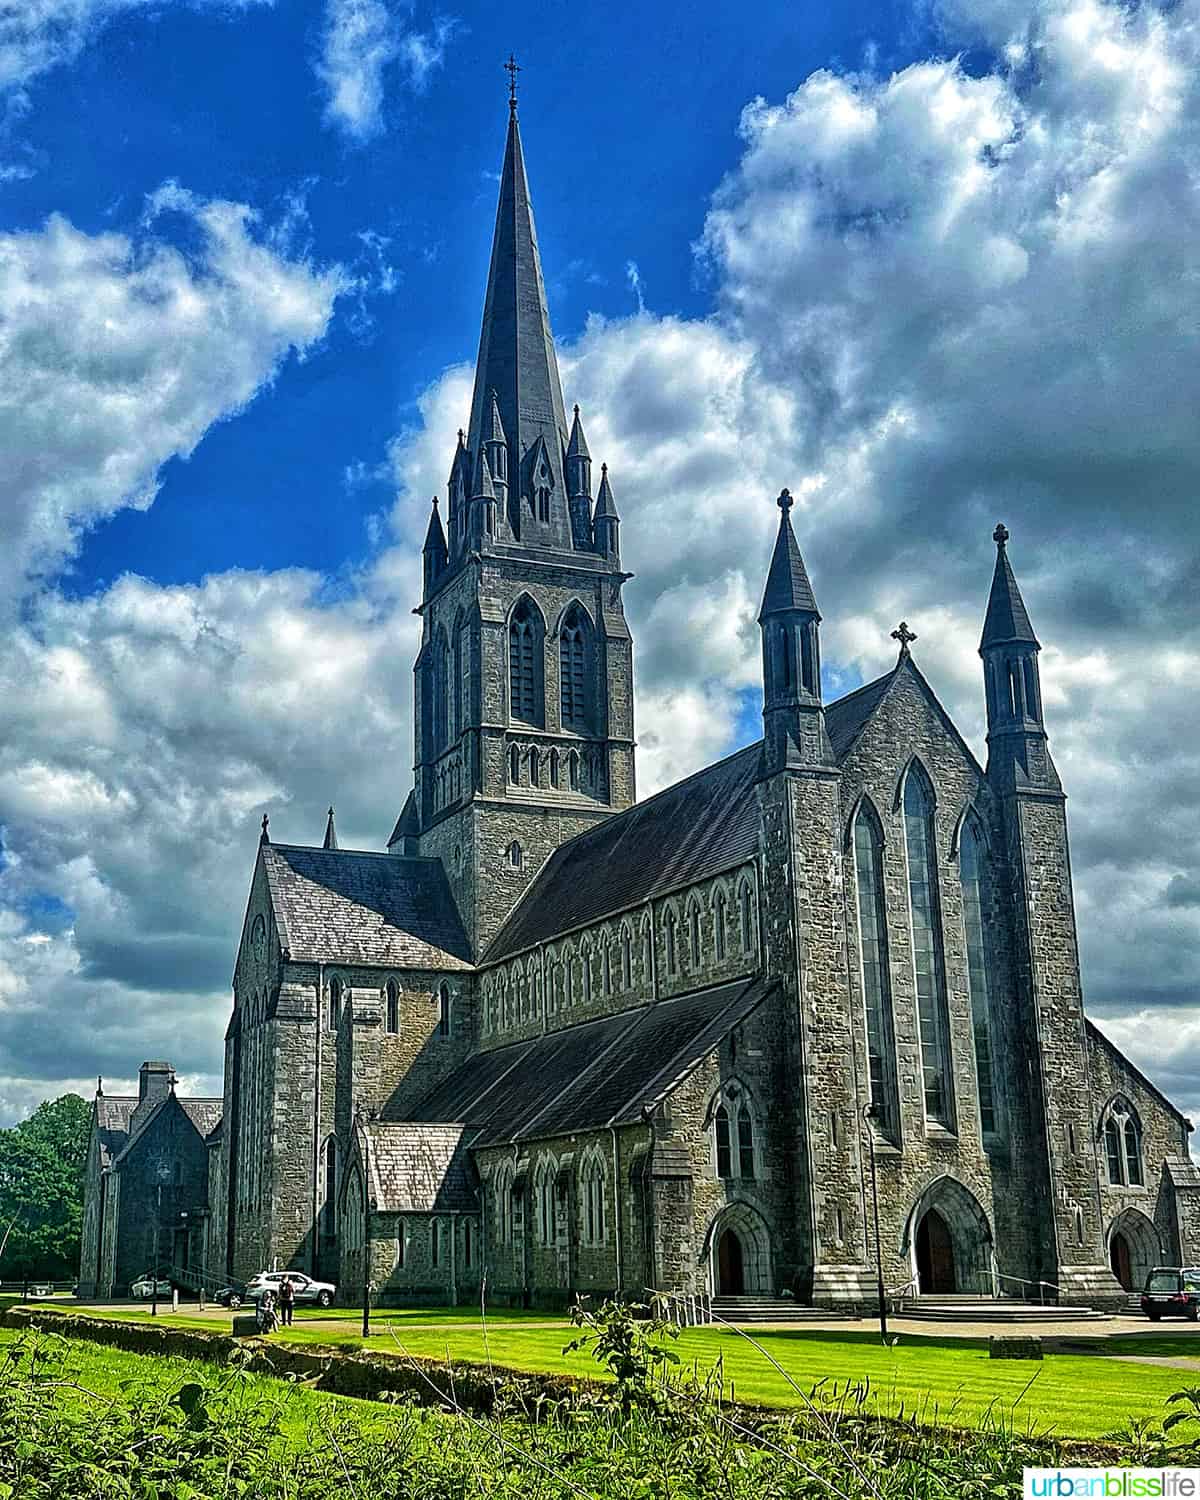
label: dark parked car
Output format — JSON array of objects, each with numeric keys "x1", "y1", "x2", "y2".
[
  {"x1": 213, "y1": 1282, "x2": 248, "y2": 1309},
  {"x1": 1141, "y1": 1267, "x2": 1200, "y2": 1320}
]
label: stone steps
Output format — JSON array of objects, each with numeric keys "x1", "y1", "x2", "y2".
[
  {"x1": 710, "y1": 1297, "x2": 842, "y2": 1323},
  {"x1": 899, "y1": 1297, "x2": 1109, "y2": 1323}
]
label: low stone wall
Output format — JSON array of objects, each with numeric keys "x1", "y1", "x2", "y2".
[{"x1": 0, "y1": 1305, "x2": 592, "y2": 1413}]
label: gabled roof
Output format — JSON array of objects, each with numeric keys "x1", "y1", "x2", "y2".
[
  {"x1": 387, "y1": 790, "x2": 419, "y2": 851},
  {"x1": 484, "y1": 742, "x2": 764, "y2": 961},
  {"x1": 94, "y1": 1096, "x2": 136, "y2": 1168},
  {"x1": 1086, "y1": 1018, "x2": 1192, "y2": 1129},
  {"x1": 110, "y1": 1092, "x2": 223, "y2": 1167},
  {"x1": 261, "y1": 843, "x2": 471, "y2": 970},
  {"x1": 406, "y1": 976, "x2": 773, "y2": 1145},
  {"x1": 356, "y1": 1122, "x2": 478, "y2": 1213},
  {"x1": 483, "y1": 675, "x2": 913, "y2": 963},
  {"x1": 758, "y1": 509, "x2": 819, "y2": 621}
]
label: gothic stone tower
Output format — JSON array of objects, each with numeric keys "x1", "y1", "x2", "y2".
[{"x1": 393, "y1": 98, "x2": 636, "y2": 951}]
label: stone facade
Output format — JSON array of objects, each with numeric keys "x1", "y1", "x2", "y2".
[{"x1": 81, "y1": 105, "x2": 1194, "y2": 1314}]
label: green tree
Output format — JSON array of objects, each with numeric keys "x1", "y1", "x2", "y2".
[{"x1": 0, "y1": 1094, "x2": 90, "y2": 1281}]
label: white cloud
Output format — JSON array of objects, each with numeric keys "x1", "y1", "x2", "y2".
[
  {"x1": 316, "y1": 0, "x2": 452, "y2": 142},
  {"x1": 0, "y1": 187, "x2": 344, "y2": 603},
  {"x1": 2, "y1": 0, "x2": 1198, "y2": 1128}
]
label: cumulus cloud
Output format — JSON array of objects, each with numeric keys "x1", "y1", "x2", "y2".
[
  {"x1": 0, "y1": 0, "x2": 267, "y2": 96},
  {"x1": 2, "y1": 0, "x2": 1198, "y2": 1128},
  {"x1": 316, "y1": 0, "x2": 452, "y2": 142},
  {"x1": 0, "y1": 187, "x2": 344, "y2": 603}
]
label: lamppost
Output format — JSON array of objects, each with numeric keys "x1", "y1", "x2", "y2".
[
  {"x1": 862, "y1": 1104, "x2": 888, "y2": 1344},
  {"x1": 150, "y1": 1157, "x2": 171, "y2": 1318}
]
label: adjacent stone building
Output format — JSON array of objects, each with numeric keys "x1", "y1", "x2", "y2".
[{"x1": 81, "y1": 97, "x2": 1197, "y2": 1309}]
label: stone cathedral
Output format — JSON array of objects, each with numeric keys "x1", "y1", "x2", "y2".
[{"x1": 80, "y1": 98, "x2": 1198, "y2": 1312}]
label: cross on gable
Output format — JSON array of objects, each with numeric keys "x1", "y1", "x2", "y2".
[{"x1": 891, "y1": 621, "x2": 917, "y2": 657}]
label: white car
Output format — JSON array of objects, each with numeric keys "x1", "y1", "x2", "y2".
[
  {"x1": 130, "y1": 1274, "x2": 172, "y2": 1299},
  {"x1": 244, "y1": 1270, "x2": 336, "y2": 1308}
]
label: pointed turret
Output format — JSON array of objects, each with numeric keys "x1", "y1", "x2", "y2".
[
  {"x1": 446, "y1": 431, "x2": 470, "y2": 554},
  {"x1": 593, "y1": 461, "x2": 620, "y2": 562},
  {"x1": 470, "y1": 444, "x2": 498, "y2": 547},
  {"x1": 465, "y1": 100, "x2": 571, "y2": 545},
  {"x1": 387, "y1": 789, "x2": 420, "y2": 855},
  {"x1": 482, "y1": 390, "x2": 509, "y2": 511},
  {"x1": 565, "y1": 405, "x2": 593, "y2": 549},
  {"x1": 979, "y1": 523, "x2": 1058, "y2": 792},
  {"x1": 758, "y1": 489, "x2": 832, "y2": 774},
  {"x1": 422, "y1": 496, "x2": 448, "y2": 597},
  {"x1": 323, "y1": 806, "x2": 339, "y2": 851}
]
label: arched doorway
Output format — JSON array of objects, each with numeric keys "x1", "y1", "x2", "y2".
[
  {"x1": 705, "y1": 1203, "x2": 772, "y2": 1295},
  {"x1": 717, "y1": 1229, "x2": 745, "y2": 1294},
  {"x1": 1108, "y1": 1209, "x2": 1160, "y2": 1293},
  {"x1": 917, "y1": 1208, "x2": 956, "y2": 1293},
  {"x1": 904, "y1": 1176, "x2": 994, "y2": 1296}
]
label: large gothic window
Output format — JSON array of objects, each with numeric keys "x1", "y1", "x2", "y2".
[
  {"x1": 1102, "y1": 1099, "x2": 1144, "y2": 1187},
  {"x1": 852, "y1": 801, "x2": 899, "y2": 1139},
  {"x1": 711, "y1": 1085, "x2": 759, "y2": 1180},
  {"x1": 559, "y1": 605, "x2": 592, "y2": 733},
  {"x1": 959, "y1": 815, "x2": 999, "y2": 1138},
  {"x1": 508, "y1": 596, "x2": 545, "y2": 726},
  {"x1": 903, "y1": 765, "x2": 954, "y2": 1128},
  {"x1": 433, "y1": 628, "x2": 449, "y2": 750}
]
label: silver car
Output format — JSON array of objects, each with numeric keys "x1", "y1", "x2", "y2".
[{"x1": 244, "y1": 1270, "x2": 336, "y2": 1308}]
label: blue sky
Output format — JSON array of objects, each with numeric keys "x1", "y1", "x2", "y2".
[{"x1": 0, "y1": 0, "x2": 1196, "y2": 1129}]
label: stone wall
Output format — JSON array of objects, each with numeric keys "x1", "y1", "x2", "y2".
[{"x1": 478, "y1": 862, "x2": 761, "y2": 1049}]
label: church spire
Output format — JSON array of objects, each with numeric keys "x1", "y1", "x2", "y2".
[
  {"x1": 465, "y1": 95, "x2": 571, "y2": 544},
  {"x1": 758, "y1": 489, "x2": 832, "y2": 774},
  {"x1": 422, "y1": 496, "x2": 447, "y2": 596},
  {"x1": 323, "y1": 806, "x2": 339, "y2": 851},
  {"x1": 979, "y1": 523, "x2": 1058, "y2": 792}
]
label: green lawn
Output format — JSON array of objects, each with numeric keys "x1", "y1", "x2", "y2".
[{"x1": 17, "y1": 1304, "x2": 1198, "y2": 1439}]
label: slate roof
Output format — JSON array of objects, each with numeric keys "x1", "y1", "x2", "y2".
[
  {"x1": 759, "y1": 509, "x2": 819, "y2": 620},
  {"x1": 484, "y1": 676, "x2": 896, "y2": 964},
  {"x1": 484, "y1": 742, "x2": 764, "y2": 961},
  {"x1": 359, "y1": 1122, "x2": 479, "y2": 1213},
  {"x1": 407, "y1": 976, "x2": 773, "y2": 1145},
  {"x1": 110, "y1": 1093, "x2": 223, "y2": 1166},
  {"x1": 95, "y1": 1096, "x2": 136, "y2": 1167},
  {"x1": 261, "y1": 844, "x2": 471, "y2": 970},
  {"x1": 980, "y1": 542, "x2": 1039, "y2": 649}
]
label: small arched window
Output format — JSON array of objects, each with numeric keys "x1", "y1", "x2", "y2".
[
  {"x1": 437, "y1": 984, "x2": 452, "y2": 1038},
  {"x1": 507, "y1": 840, "x2": 523, "y2": 870},
  {"x1": 714, "y1": 1104, "x2": 732, "y2": 1178},
  {"x1": 603, "y1": 941, "x2": 612, "y2": 996},
  {"x1": 688, "y1": 902, "x2": 702, "y2": 967},
  {"x1": 549, "y1": 748, "x2": 560, "y2": 788},
  {"x1": 620, "y1": 925, "x2": 632, "y2": 988},
  {"x1": 559, "y1": 605, "x2": 592, "y2": 733},
  {"x1": 322, "y1": 1136, "x2": 338, "y2": 1238},
  {"x1": 714, "y1": 889, "x2": 727, "y2": 960},
  {"x1": 537, "y1": 1163, "x2": 555, "y2": 1245},
  {"x1": 385, "y1": 980, "x2": 400, "y2": 1036},
  {"x1": 509, "y1": 744, "x2": 521, "y2": 784},
  {"x1": 581, "y1": 1154, "x2": 607, "y2": 1246},
  {"x1": 738, "y1": 881, "x2": 754, "y2": 953},
  {"x1": 529, "y1": 746, "x2": 540, "y2": 787},
  {"x1": 396, "y1": 1218, "x2": 407, "y2": 1269},
  {"x1": 665, "y1": 907, "x2": 678, "y2": 976},
  {"x1": 508, "y1": 596, "x2": 545, "y2": 726},
  {"x1": 327, "y1": 977, "x2": 342, "y2": 1032},
  {"x1": 581, "y1": 944, "x2": 592, "y2": 1004},
  {"x1": 737, "y1": 1105, "x2": 755, "y2": 1180}
]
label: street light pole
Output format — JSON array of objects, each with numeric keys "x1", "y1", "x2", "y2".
[
  {"x1": 862, "y1": 1105, "x2": 888, "y2": 1344},
  {"x1": 151, "y1": 1184, "x2": 162, "y2": 1318}
]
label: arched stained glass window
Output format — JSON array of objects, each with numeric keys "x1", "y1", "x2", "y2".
[
  {"x1": 665, "y1": 908, "x2": 678, "y2": 975},
  {"x1": 559, "y1": 606, "x2": 591, "y2": 732},
  {"x1": 509, "y1": 597, "x2": 544, "y2": 725},
  {"x1": 621, "y1": 926, "x2": 632, "y2": 989},
  {"x1": 959, "y1": 815, "x2": 999, "y2": 1137},
  {"x1": 903, "y1": 766, "x2": 953, "y2": 1128},
  {"x1": 739, "y1": 882, "x2": 754, "y2": 952},
  {"x1": 689, "y1": 903, "x2": 702, "y2": 966},
  {"x1": 1102, "y1": 1100, "x2": 1143, "y2": 1187},
  {"x1": 714, "y1": 1105, "x2": 732, "y2": 1178},
  {"x1": 737, "y1": 1106, "x2": 755, "y2": 1179},
  {"x1": 385, "y1": 979, "x2": 400, "y2": 1036},
  {"x1": 852, "y1": 802, "x2": 898, "y2": 1139},
  {"x1": 1105, "y1": 1116, "x2": 1124, "y2": 1184},
  {"x1": 714, "y1": 889, "x2": 727, "y2": 960}
]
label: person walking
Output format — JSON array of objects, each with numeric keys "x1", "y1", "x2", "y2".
[{"x1": 278, "y1": 1275, "x2": 295, "y2": 1328}]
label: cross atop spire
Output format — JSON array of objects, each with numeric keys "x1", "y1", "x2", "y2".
[
  {"x1": 505, "y1": 54, "x2": 520, "y2": 112},
  {"x1": 758, "y1": 486, "x2": 819, "y2": 621},
  {"x1": 993, "y1": 521, "x2": 1010, "y2": 549},
  {"x1": 981, "y1": 523, "x2": 1039, "y2": 649},
  {"x1": 891, "y1": 620, "x2": 917, "y2": 658},
  {"x1": 777, "y1": 487, "x2": 793, "y2": 513},
  {"x1": 260, "y1": 812, "x2": 270, "y2": 844}
]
